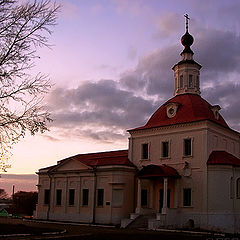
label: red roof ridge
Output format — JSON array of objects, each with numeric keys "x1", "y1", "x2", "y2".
[{"x1": 58, "y1": 149, "x2": 128, "y2": 163}]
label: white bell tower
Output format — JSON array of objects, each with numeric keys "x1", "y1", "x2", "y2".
[{"x1": 172, "y1": 14, "x2": 202, "y2": 96}]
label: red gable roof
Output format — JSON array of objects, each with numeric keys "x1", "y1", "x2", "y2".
[
  {"x1": 57, "y1": 150, "x2": 135, "y2": 168},
  {"x1": 138, "y1": 164, "x2": 180, "y2": 178},
  {"x1": 207, "y1": 151, "x2": 240, "y2": 166},
  {"x1": 129, "y1": 94, "x2": 229, "y2": 131}
]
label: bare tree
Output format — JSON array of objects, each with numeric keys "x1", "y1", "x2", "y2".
[
  {"x1": 0, "y1": 188, "x2": 8, "y2": 199},
  {"x1": 0, "y1": 0, "x2": 60, "y2": 171}
]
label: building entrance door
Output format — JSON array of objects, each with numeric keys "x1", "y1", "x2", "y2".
[{"x1": 159, "y1": 189, "x2": 170, "y2": 212}]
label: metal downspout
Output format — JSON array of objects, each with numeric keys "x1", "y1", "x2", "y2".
[
  {"x1": 47, "y1": 172, "x2": 52, "y2": 220},
  {"x1": 92, "y1": 167, "x2": 97, "y2": 224}
]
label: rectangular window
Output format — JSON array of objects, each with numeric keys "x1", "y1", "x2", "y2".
[
  {"x1": 237, "y1": 178, "x2": 240, "y2": 199},
  {"x1": 180, "y1": 75, "x2": 183, "y2": 88},
  {"x1": 112, "y1": 189, "x2": 123, "y2": 207},
  {"x1": 56, "y1": 189, "x2": 62, "y2": 206},
  {"x1": 141, "y1": 143, "x2": 149, "y2": 159},
  {"x1": 69, "y1": 189, "x2": 75, "y2": 206},
  {"x1": 189, "y1": 75, "x2": 193, "y2": 87},
  {"x1": 184, "y1": 138, "x2": 192, "y2": 156},
  {"x1": 97, "y1": 189, "x2": 104, "y2": 206},
  {"x1": 183, "y1": 188, "x2": 191, "y2": 206},
  {"x1": 141, "y1": 189, "x2": 148, "y2": 207},
  {"x1": 82, "y1": 189, "x2": 89, "y2": 206},
  {"x1": 230, "y1": 177, "x2": 234, "y2": 199},
  {"x1": 162, "y1": 141, "x2": 169, "y2": 158},
  {"x1": 44, "y1": 189, "x2": 50, "y2": 205}
]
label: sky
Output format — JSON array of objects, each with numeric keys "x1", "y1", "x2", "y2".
[{"x1": 3, "y1": 0, "x2": 240, "y2": 176}]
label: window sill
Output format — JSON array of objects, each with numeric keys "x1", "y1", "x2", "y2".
[
  {"x1": 160, "y1": 156, "x2": 171, "y2": 160},
  {"x1": 182, "y1": 155, "x2": 193, "y2": 159}
]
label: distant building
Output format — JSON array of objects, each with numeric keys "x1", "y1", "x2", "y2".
[{"x1": 35, "y1": 21, "x2": 240, "y2": 233}]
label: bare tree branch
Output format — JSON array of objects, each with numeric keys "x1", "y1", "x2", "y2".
[{"x1": 0, "y1": 0, "x2": 59, "y2": 172}]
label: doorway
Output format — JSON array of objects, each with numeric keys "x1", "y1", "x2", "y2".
[{"x1": 159, "y1": 189, "x2": 170, "y2": 213}]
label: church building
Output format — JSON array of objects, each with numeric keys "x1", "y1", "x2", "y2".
[{"x1": 35, "y1": 18, "x2": 240, "y2": 233}]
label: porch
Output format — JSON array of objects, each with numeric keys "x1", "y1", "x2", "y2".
[{"x1": 121, "y1": 164, "x2": 181, "y2": 228}]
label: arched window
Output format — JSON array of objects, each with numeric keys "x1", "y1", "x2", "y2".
[
  {"x1": 196, "y1": 76, "x2": 199, "y2": 88},
  {"x1": 180, "y1": 75, "x2": 183, "y2": 88},
  {"x1": 188, "y1": 75, "x2": 193, "y2": 87},
  {"x1": 236, "y1": 178, "x2": 240, "y2": 198}
]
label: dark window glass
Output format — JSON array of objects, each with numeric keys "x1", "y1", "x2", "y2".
[
  {"x1": 44, "y1": 189, "x2": 50, "y2": 205},
  {"x1": 142, "y1": 143, "x2": 149, "y2": 159},
  {"x1": 196, "y1": 76, "x2": 199, "y2": 88},
  {"x1": 180, "y1": 75, "x2": 183, "y2": 88},
  {"x1": 97, "y1": 189, "x2": 104, "y2": 206},
  {"x1": 141, "y1": 189, "x2": 148, "y2": 206},
  {"x1": 237, "y1": 178, "x2": 240, "y2": 198},
  {"x1": 69, "y1": 189, "x2": 75, "y2": 205},
  {"x1": 189, "y1": 75, "x2": 193, "y2": 87},
  {"x1": 56, "y1": 189, "x2": 62, "y2": 205},
  {"x1": 183, "y1": 188, "x2": 191, "y2": 206},
  {"x1": 184, "y1": 138, "x2": 192, "y2": 156},
  {"x1": 162, "y1": 141, "x2": 169, "y2": 158},
  {"x1": 82, "y1": 189, "x2": 89, "y2": 206}
]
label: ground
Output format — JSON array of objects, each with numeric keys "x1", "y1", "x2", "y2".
[{"x1": 0, "y1": 217, "x2": 235, "y2": 240}]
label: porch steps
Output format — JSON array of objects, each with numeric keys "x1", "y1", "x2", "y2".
[{"x1": 127, "y1": 214, "x2": 155, "y2": 229}]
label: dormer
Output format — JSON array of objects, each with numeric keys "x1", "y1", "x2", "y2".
[
  {"x1": 165, "y1": 102, "x2": 180, "y2": 118},
  {"x1": 210, "y1": 105, "x2": 221, "y2": 120}
]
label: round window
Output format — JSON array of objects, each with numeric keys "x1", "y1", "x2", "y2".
[{"x1": 168, "y1": 108, "x2": 175, "y2": 115}]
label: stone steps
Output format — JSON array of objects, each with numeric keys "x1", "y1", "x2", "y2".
[{"x1": 127, "y1": 214, "x2": 155, "y2": 229}]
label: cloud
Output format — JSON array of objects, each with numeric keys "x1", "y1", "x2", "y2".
[
  {"x1": 47, "y1": 80, "x2": 157, "y2": 141},
  {"x1": 47, "y1": 18, "x2": 240, "y2": 142},
  {"x1": 154, "y1": 13, "x2": 183, "y2": 38}
]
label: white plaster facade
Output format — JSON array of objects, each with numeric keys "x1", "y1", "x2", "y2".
[
  {"x1": 35, "y1": 26, "x2": 240, "y2": 233},
  {"x1": 35, "y1": 158, "x2": 136, "y2": 225}
]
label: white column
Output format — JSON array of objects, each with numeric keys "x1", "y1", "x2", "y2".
[
  {"x1": 136, "y1": 178, "x2": 142, "y2": 214},
  {"x1": 162, "y1": 177, "x2": 168, "y2": 214}
]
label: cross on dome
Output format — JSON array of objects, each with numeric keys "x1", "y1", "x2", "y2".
[{"x1": 184, "y1": 14, "x2": 190, "y2": 32}]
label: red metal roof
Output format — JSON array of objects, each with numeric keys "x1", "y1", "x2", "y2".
[
  {"x1": 58, "y1": 150, "x2": 135, "y2": 168},
  {"x1": 129, "y1": 94, "x2": 229, "y2": 131},
  {"x1": 138, "y1": 164, "x2": 180, "y2": 178},
  {"x1": 207, "y1": 151, "x2": 240, "y2": 166}
]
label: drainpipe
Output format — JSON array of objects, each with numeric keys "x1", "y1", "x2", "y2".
[{"x1": 92, "y1": 167, "x2": 97, "y2": 224}]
